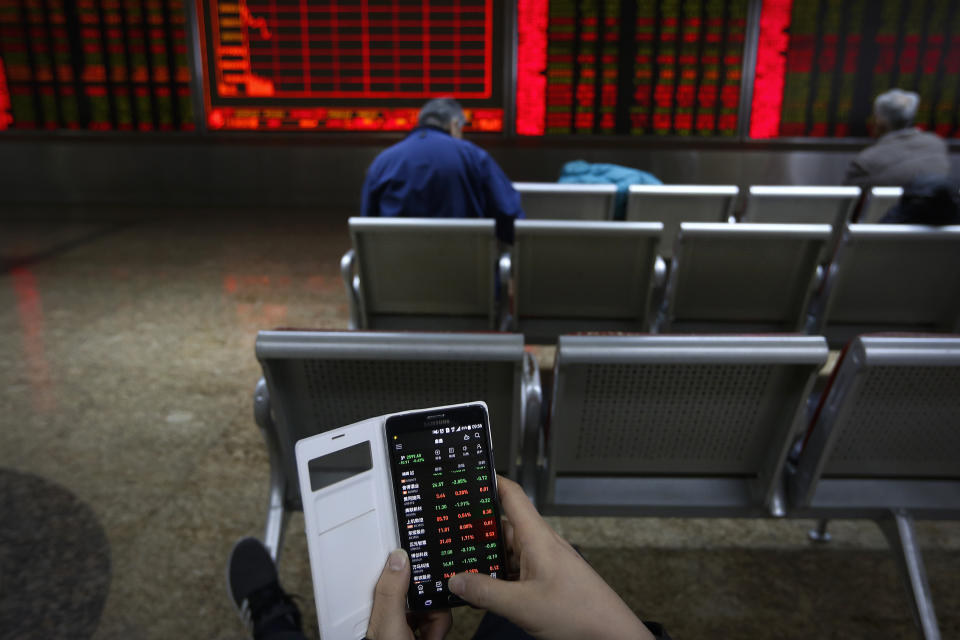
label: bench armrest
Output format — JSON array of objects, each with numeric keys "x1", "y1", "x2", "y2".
[
  {"x1": 340, "y1": 249, "x2": 361, "y2": 329},
  {"x1": 498, "y1": 252, "x2": 513, "y2": 331},
  {"x1": 519, "y1": 350, "x2": 544, "y2": 506}
]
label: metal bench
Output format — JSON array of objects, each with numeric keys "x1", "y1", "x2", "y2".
[
  {"x1": 507, "y1": 220, "x2": 663, "y2": 342},
  {"x1": 341, "y1": 217, "x2": 501, "y2": 330},
  {"x1": 253, "y1": 330, "x2": 541, "y2": 562},
  {"x1": 659, "y1": 223, "x2": 831, "y2": 333},
  {"x1": 742, "y1": 186, "x2": 860, "y2": 256},
  {"x1": 535, "y1": 334, "x2": 828, "y2": 517},
  {"x1": 513, "y1": 182, "x2": 617, "y2": 220},
  {"x1": 811, "y1": 225, "x2": 960, "y2": 348},
  {"x1": 742, "y1": 186, "x2": 861, "y2": 225},
  {"x1": 625, "y1": 184, "x2": 739, "y2": 257},
  {"x1": 788, "y1": 335, "x2": 960, "y2": 640},
  {"x1": 858, "y1": 186, "x2": 903, "y2": 223}
]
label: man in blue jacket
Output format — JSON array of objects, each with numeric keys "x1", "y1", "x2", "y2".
[{"x1": 361, "y1": 98, "x2": 524, "y2": 243}]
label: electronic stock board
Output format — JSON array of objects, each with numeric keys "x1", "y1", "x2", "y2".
[
  {"x1": 197, "y1": 0, "x2": 506, "y2": 131},
  {"x1": 750, "y1": 0, "x2": 960, "y2": 138},
  {"x1": 0, "y1": 0, "x2": 193, "y2": 130},
  {"x1": 2, "y1": 0, "x2": 959, "y2": 138},
  {"x1": 516, "y1": 0, "x2": 749, "y2": 137}
]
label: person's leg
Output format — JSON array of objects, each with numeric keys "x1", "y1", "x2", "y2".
[{"x1": 228, "y1": 537, "x2": 307, "y2": 640}]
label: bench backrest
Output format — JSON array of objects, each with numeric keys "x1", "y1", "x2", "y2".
[
  {"x1": 512, "y1": 220, "x2": 662, "y2": 341},
  {"x1": 662, "y1": 223, "x2": 831, "y2": 332},
  {"x1": 743, "y1": 186, "x2": 860, "y2": 226},
  {"x1": 791, "y1": 335, "x2": 960, "y2": 512},
  {"x1": 625, "y1": 184, "x2": 739, "y2": 256},
  {"x1": 256, "y1": 330, "x2": 526, "y2": 507},
  {"x1": 859, "y1": 186, "x2": 902, "y2": 223},
  {"x1": 817, "y1": 225, "x2": 960, "y2": 345},
  {"x1": 513, "y1": 183, "x2": 616, "y2": 220},
  {"x1": 349, "y1": 217, "x2": 497, "y2": 330},
  {"x1": 545, "y1": 335, "x2": 828, "y2": 515}
]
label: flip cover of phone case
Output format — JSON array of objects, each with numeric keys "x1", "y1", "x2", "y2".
[
  {"x1": 295, "y1": 402, "x2": 486, "y2": 640},
  {"x1": 295, "y1": 415, "x2": 396, "y2": 640}
]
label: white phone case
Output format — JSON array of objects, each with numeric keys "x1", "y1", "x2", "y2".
[{"x1": 295, "y1": 401, "x2": 488, "y2": 640}]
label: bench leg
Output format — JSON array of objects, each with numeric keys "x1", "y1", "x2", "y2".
[
  {"x1": 519, "y1": 351, "x2": 543, "y2": 506},
  {"x1": 255, "y1": 378, "x2": 290, "y2": 566},
  {"x1": 262, "y1": 462, "x2": 290, "y2": 567},
  {"x1": 877, "y1": 510, "x2": 941, "y2": 640},
  {"x1": 808, "y1": 518, "x2": 831, "y2": 543}
]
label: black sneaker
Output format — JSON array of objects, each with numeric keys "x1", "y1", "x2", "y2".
[{"x1": 227, "y1": 537, "x2": 303, "y2": 639}]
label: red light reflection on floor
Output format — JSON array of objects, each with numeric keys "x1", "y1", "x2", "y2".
[
  {"x1": 234, "y1": 303, "x2": 289, "y2": 328},
  {"x1": 223, "y1": 273, "x2": 289, "y2": 327},
  {"x1": 11, "y1": 267, "x2": 56, "y2": 413}
]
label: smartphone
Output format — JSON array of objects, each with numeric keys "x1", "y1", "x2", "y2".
[{"x1": 385, "y1": 403, "x2": 507, "y2": 610}]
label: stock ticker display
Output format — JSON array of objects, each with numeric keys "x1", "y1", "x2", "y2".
[
  {"x1": 516, "y1": 0, "x2": 748, "y2": 136},
  {"x1": 750, "y1": 0, "x2": 960, "y2": 138},
  {"x1": 6, "y1": 0, "x2": 960, "y2": 139},
  {"x1": 388, "y1": 419, "x2": 504, "y2": 610},
  {"x1": 198, "y1": 0, "x2": 505, "y2": 132},
  {"x1": 0, "y1": 0, "x2": 194, "y2": 130}
]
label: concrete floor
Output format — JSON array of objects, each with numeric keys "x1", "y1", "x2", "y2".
[{"x1": 1, "y1": 211, "x2": 958, "y2": 640}]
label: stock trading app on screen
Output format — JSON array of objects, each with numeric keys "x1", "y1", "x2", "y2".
[
  {"x1": 516, "y1": 0, "x2": 748, "y2": 136},
  {"x1": 198, "y1": 0, "x2": 505, "y2": 132},
  {"x1": 750, "y1": 0, "x2": 960, "y2": 139},
  {"x1": 387, "y1": 416, "x2": 504, "y2": 610}
]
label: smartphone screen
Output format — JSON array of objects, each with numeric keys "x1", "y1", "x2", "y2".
[{"x1": 385, "y1": 403, "x2": 507, "y2": 610}]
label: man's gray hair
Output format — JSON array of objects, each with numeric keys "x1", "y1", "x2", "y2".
[
  {"x1": 418, "y1": 98, "x2": 466, "y2": 130},
  {"x1": 873, "y1": 89, "x2": 920, "y2": 130}
]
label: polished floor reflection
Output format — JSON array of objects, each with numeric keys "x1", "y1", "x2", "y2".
[{"x1": 1, "y1": 211, "x2": 958, "y2": 640}]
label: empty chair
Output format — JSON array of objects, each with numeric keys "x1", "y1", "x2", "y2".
[
  {"x1": 513, "y1": 182, "x2": 616, "y2": 220},
  {"x1": 508, "y1": 220, "x2": 663, "y2": 342},
  {"x1": 789, "y1": 335, "x2": 960, "y2": 640},
  {"x1": 341, "y1": 217, "x2": 500, "y2": 330},
  {"x1": 812, "y1": 224, "x2": 960, "y2": 347},
  {"x1": 625, "y1": 184, "x2": 739, "y2": 256},
  {"x1": 859, "y1": 186, "x2": 903, "y2": 223},
  {"x1": 742, "y1": 186, "x2": 860, "y2": 226},
  {"x1": 536, "y1": 334, "x2": 828, "y2": 516},
  {"x1": 254, "y1": 330, "x2": 541, "y2": 560},
  {"x1": 660, "y1": 223, "x2": 831, "y2": 333}
]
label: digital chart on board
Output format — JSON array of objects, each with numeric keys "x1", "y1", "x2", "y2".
[{"x1": 198, "y1": 0, "x2": 506, "y2": 131}]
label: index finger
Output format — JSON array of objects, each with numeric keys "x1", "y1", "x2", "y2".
[{"x1": 495, "y1": 475, "x2": 551, "y2": 546}]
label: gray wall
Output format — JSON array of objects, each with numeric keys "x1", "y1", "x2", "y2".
[{"x1": 2, "y1": 137, "x2": 958, "y2": 213}]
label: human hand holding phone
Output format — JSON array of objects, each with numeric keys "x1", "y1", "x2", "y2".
[
  {"x1": 366, "y1": 549, "x2": 452, "y2": 640},
  {"x1": 447, "y1": 476, "x2": 656, "y2": 640}
]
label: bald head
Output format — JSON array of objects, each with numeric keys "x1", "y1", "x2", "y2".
[{"x1": 873, "y1": 89, "x2": 920, "y2": 135}]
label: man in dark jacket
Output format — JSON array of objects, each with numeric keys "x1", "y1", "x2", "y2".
[
  {"x1": 361, "y1": 98, "x2": 524, "y2": 243},
  {"x1": 844, "y1": 89, "x2": 950, "y2": 187}
]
